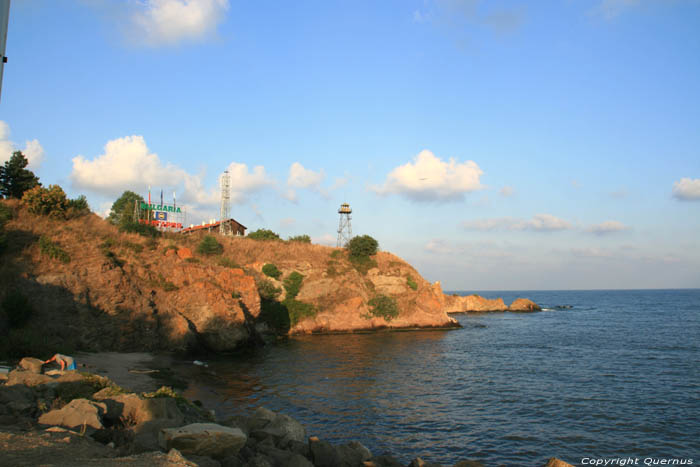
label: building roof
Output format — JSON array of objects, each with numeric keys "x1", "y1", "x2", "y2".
[{"x1": 180, "y1": 218, "x2": 247, "y2": 234}]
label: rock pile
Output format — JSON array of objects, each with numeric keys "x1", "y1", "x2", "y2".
[{"x1": 0, "y1": 362, "x2": 571, "y2": 466}]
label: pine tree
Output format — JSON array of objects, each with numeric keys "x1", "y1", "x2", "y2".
[{"x1": 0, "y1": 151, "x2": 40, "y2": 199}]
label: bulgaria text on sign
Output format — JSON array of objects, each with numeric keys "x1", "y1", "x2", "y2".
[{"x1": 140, "y1": 202, "x2": 182, "y2": 213}]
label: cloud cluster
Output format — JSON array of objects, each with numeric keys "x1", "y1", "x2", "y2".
[
  {"x1": 70, "y1": 135, "x2": 271, "y2": 210},
  {"x1": 462, "y1": 214, "x2": 571, "y2": 232},
  {"x1": 372, "y1": 150, "x2": 484, "y2": 202},
  {"x1": 586, "y1": 220, "x2": 630, "y2": 235},
  {"x1": 130, "y1": 0, "x2": 229, "y2": 46},
  {"x1": 672, "y1": 178, "x2": 700, "y2": 201},
  {"x1": 0, "y1": 121, "x2": 45, "y2": 169},
  {"x1": 284, "y1": 162, "x2": 327, "y2": 202}
]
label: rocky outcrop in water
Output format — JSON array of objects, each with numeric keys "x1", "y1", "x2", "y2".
[
  {"x1": 508, "y1": 298, "x2": 541, "y2": 312},
  {"x1": 441, "y1": 293, "x2": 542, "y2": 313}
]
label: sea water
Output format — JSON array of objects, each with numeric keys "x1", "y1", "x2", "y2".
[{"x1": 178, "y1": 289, "x2": 700, "y2": 465}]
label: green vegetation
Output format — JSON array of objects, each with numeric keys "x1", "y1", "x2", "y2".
[
  {"x1": 284, "y1": 299, "x2": 316, "y2": 326},
  {"x1": 0, "y1": 151, "x2": 40, "y2": 199},
  {"x1": 259, "y1": 298, "x2": 290, "y2": 332},
  {"x1": 197, "y1": 235, "x2": 223, "y2": 256},
  {"x1": 39, "y1": 236, "x2": 71, "y2": 263},
  {"x1": 406, "y1": 275, "x2": 418, "y2": 291},
  {"x1": 120, "y1": 220, "x2": 161, "y2": 238},
  {"x1": 349, "y1": 254, "x2": 377, "y2": 275},
  {"x1": 330, "y1": 249, "x2": 344, "y2": 259},
  {"x1": 108, "y1": 191, "x2": 143, "y2": 226},
  {"x1": 1, "y1": 290, "x2": 34, "y2": 328},
  {"x1": 22, "y1": 185, "x2": 68, "y2": 218},
  {"x1": 262, "y1": 263, "x2": 282, "y2": 279},
  {"x1": 288, "y1": 234, "x2": 311, "y2": 243},
  {"x1": 257, "y1": 278, "x2": 282, "y2": 300},
  {"x1": 368, "y1": 294, "x2": 399, "y2": 321},
  {"x1": 346, "y1": 235, "x2": 379, "y2": 257},
  {"x1": 219, "y1": 257, "x2": 240, "y2": 268},
  {"x1": 149, "y1": 272, "x2": 178, "y2": 292},
  {"x1": 247, "y1": 228, "x2": 281, "y2": 241},
  {"x1": 185, "y1": 257, "x2": 200, "y2": 264},
  {"x1": 283, "y1": 271, "x2": 304, "y2": 299}
]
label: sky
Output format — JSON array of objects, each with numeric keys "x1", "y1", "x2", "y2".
[{"x1": 1, "y1": 0, "x2": 699, "y2": 290}]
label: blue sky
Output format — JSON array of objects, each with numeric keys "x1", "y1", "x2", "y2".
[{"x1": 1, "y1": 0, "x2": 699, "y2": 290}]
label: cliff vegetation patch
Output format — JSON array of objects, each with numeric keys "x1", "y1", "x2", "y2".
[
  {"x1": 288, "y1": 234, "x2": 311, "y2": 243},
  {"x1": 262, "y1": 263, "x2": 282, "y2": 279},
  {"x1": 247, "y1": 228, "x2": 281, "y2": 241},
  {"x1": 406, "y1": 275, "x2": 418, "y2": 291},
  {"x1": 367, "y1": 294, "x2": 399, "y2": 321},
  {"x1": 197, "y1": 235, "x2": 224, "y2": 256},
  {"x1": 39, "y1": 236, "x2": 71, "y2": 263}
]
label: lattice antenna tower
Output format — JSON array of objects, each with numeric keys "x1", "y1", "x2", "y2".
[
  {"x1": 220, "y1": 170, "x2": 231, "y2": 236},
  {"x1": 336, "y1": 203, "x2": 352, "y2": 247}
]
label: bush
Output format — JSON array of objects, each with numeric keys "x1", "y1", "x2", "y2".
[
  {"x1": 119, "y1": 221, "x2": 161, "y2": 238},
  {"x1": 406, "y1": 275, "x2": 418, "y2": 291},
  {"x1": 284, "y1": 298, "x2": 316, "y2": 326},
  {"x1": 368, "y1": 295, "x2": 399, "y2": 321},
  {"x1": 283, "y1": 271, "x2": 304, "y2": 299},
  {"x1": 288, "y1": 234, "x2": 311, "y2": 243},
  {"x1": 66, "y1": 195, "x2": 90, "y2": 218},
  {"x1": 349, "y1": 254, "x2": 377, "y2": 275},
  {"x1": 197, "y1": 235, "x2": 223, "y2": 256},
  {"x1": 346, "y1": 235, "x2": 379, "y2": 258},
  {"x1": 39, "y1": 236, "x2": 70, "y2": 263},
  {"x1": 257, "y1": 278, "x2": 282, "y2": 300},
  {"x1": 262, "y1": 263, "x2": 281, "y2": 279},
  {"x1": 219, "y1": 257, "x2": 240, "y2": 268},
  {"x1": 259, "y1": 298, "x2": 291, "y2": 333},
  {"x1": 21, "y1": 185, "x2": 69, "y2": 218},
  {"x1": 330, "y1": 249, "x2": 344, "y2": 259},
  {"x1": 2, "y1": 291, "x2": 34, "y2": 328},
  {"x1": 247, "y1": 229, "x2": 281, "y2": 241},
  {"x1": 0, "y1": 203, "x2": 12, "y2": 227}
]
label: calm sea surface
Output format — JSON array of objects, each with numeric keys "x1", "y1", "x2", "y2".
[{"x1": 176, "y1": 289, "x2": 700, "y2": 466}]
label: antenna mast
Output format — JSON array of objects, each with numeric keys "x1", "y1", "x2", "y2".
[{"x1": 220, "y1": 170, "x2": 231, "y2": 236}]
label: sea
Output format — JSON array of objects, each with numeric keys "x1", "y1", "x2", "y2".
[{"x1": 176, "y1": 289, "x2": 700, "y2": 466}]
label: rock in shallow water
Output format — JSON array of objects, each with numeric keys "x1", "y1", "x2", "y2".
[{"x1": 159, "y1": 423, "x2": 247, "y2": 460}]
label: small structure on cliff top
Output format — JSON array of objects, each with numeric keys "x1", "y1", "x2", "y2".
[
  {"x1": 181, "y1": 169, "x2": 247, "y2": 237},
  {"x1": 336, "y1": 202, "x2": 352, "y2": 247}
]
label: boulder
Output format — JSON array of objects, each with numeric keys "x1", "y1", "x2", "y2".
[
  {"x1": 0, "y1": 385, "x2": 35, "y2": 415},
  {"x1": 408, "y1": 458, "x2": 443, "y2": 467},
  {"x1": 159, "y1": 423, "x2": 247, "y2": 460},
  {"x1": 336, "y1": 441, "x2": 373, "y2": 466},
  {"x1": 309, "y1": 437, "x2": 341, "y2": 467},
  {"x1": 6, "y1": 370, "x2": 53, "y2": 387},
  {"x1": 250, "y1": 412, "x2": 306, "y2": 444},
  {"x1": 177, "y1": 247, "x2": 193, "y2": 260},
  {"x1": 38, "y1": 398, "x2": 107, "y2": 433},
  {"x1": 18, "y1": 357, "x2": 45, "y2": 374},
  {"x1": 368, "y1": 454, "x2": 404, "y2": 467},
  {"x1": 509, "y1": 298, "x2": 541, "y2": 312},
  {"x1": 544, "y1": 458, "x2": 575, "y2": 467}
]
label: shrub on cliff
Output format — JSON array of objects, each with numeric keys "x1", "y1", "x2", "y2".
[
  {"x1": 257, "y1": 278, "x2": 282, "y2": 300},
  {"x1": 262, "y1": 263, "x2": 282, "y2": 279},
  {"x1": 247, "y1": 228, "x2": 281, "y2": 241},
  {"x1": 108, "y1": 190, "x2": 144, "y2": 226},
  {"x1": 39, "y1": 236, "x2": 71, "y2": 263},
  {"x1": 288, "y1": 234, "x2": 311, "y2": 243},
  {"x1": 346, "y1": 235, "x2": 378, "y2": 258},
  {"x1": 285, "y1": 299, "x2": 316, "y2": 326},
  {"x1": 283, "y1": 271, "x2": 304, "y2": 299},
  {"x1": 406, "y1": 275, "x2": 418, "y2": 291},
  {"x1": 197, "y1": 235, "x2": 223, "y2": 256},
  {"x1": 21, "y1": 185, "x2": 69, "y2": 218},
  {"x1": 368, "y1": 294, "x2": 399, "y2": 321},
  {"x1": 120, "y1": 220, "x2": 161, "y2": 238}
]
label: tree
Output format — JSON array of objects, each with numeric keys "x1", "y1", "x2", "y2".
[
  {"x1": 197, "y1": 235, "x2": 223, "y2": 256},
  {"x1": 288, "y1": 234, "x2": 311, "y2": 243},
  {"x1": 346, "y1": 235, "x2": 379, "y2": 258},
  {"x1": 108, "y1": 191, "x2": 143, "y2": 225},
  {"x1": 21, "y1": 185, "x2": 69, "y2": 218},
  {"x1": 0, "y1": 151, "x2": 40, "y2": 199},
  {"x1": 247, "y1": 228, "x2": 281, "y2": 241}
]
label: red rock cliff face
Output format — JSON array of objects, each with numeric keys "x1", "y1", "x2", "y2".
[{"x1": 0, "y1": 205, "x2": 458, "y2": 354}]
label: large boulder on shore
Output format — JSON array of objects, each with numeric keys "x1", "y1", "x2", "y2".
[
  {"x1": 544, "y1": 458, "x2": 575, "y2": 467},
  {"x1": 159, "y1": 422, "x2": 247, "y2": 459},
  {"x1": 18, "y1": 357, "x2": 45, "y2": 374},
  {"x1": 38, "y1": 398, "x2": 107, "y2": 433},
  {"x1": 6, "y1": 369, "x2": 53, "y2": 387},
  {"x1": 509, "y1": 298, "x2": 541, "y2": 312}
]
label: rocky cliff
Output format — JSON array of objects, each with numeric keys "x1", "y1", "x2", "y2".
[
  {"x1": 442, "y1": 294, "x2": 541, "y2": 313},
  {"x1": 0, "y1": 201, "x2": 457, "y2": 356}
]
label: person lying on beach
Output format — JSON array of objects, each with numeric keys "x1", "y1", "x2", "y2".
[{"x1": 44, "y1": 354, "x2": 76, "y2": 371}]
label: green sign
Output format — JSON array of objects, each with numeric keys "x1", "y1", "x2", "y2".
[{"x1": 140, "y1": 202, "x2": 182, "y2": 213}]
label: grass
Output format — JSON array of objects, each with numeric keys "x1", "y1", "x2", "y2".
[
  {"x1": 367, "y1": 294, "x2": 399, "y2": 321},
  {"x1": 39, "y1": 236, "x2": 71, "y2": 263},
  {"x1": 219, "y1": 257, "x2": 240, "y2": 268},
  {"x1": 349, "y1": 254, "x2": 377, "y2": 275},
  {"x1": 406, "y1": 275, "x2": 418, "y2": 291}
]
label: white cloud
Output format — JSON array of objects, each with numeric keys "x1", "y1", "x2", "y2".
[
  {"x1": 70, "y1": 134, "x2": 271, "y2": 209},
  {"x1": 672, "y1": 178, "x2": 700, "y2": 201},
  {"x1": 287, "y1": 162, "x2": 325, "y2": 189},
  {"x1": 424, "y1": 239, "x2": 456, "y2": 255},
  {"x1": 130, "y1": 0, "x2": 229, "y2": 46},
  {"x1": 372, "y1": 150, "x2": 484, "y2": 202},
  {"x1": 462, "y1": 214, "x2": 572, "y2": 232},
  {"x1": 499, "y1": 185, "x2": 514, "y2": 197},
  {"x1": 586, "y1": 220, "x2": 630, "y2": 235},
  {"x1": 0, "y1": 121, "x2": 45, "y2": 169},
  {"x1": 280, "y1": 217, "x2": 295, "y2": 228}
]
